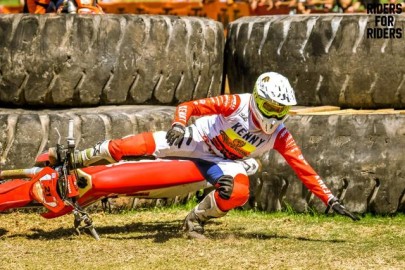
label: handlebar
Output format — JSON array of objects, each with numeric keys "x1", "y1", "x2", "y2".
[
  {"x1": 0, "y1": 167, "x2": 44, "y2": 180},
  {"x1": 1, "y1": 120, "x2": 76, "y2": 180}
]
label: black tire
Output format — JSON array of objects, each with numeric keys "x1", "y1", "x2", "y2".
[
  {"x1": 0, "y1": 106, "x2": 175, "y2": 168},
  {"x1": 1, "y1": 107, "x2": 404, "y2": 214},
  {"x1": 225, "y1": 15, "x2": 405, "y2": 109},
  {"x1": 249, "y1": 113, "x2": 405, "y2": 215},
  {"x1": 0, "y1": 14, "x2": 224, "y2": 107}
]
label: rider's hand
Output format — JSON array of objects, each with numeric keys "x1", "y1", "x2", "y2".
[
  {"x1": 328, "y1": 197, "x2": 360, "y2": 221},
  {"x1": 166, "y1": 124, "x2": 186, "y2": 147}
]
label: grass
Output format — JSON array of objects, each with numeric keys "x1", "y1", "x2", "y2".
[
  {"x1": 0, "y1": 0, "x2": 21, "y2": 6},
  {"x1": 0, "y1": 205, "x2": 404, "y2": 270}
]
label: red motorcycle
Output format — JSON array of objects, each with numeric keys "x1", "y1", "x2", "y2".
[{"x1": 0, "y1": 120, "x2": 211, "y2": 240}]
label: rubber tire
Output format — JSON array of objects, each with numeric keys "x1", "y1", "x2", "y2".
[
  {"x1": 0, "y1": 106, "x2": 175, "y2": 168},
  {"x1": 0, "y1": 14, "x2": 224, "y2": 107},
  {"x1": 1, "y1": 108, "x2": 404, "y2": 214},
  {"x1": 225, "y1": 15, "x2": 405, "y2": 109},
  {"x1": 248, "y1": 114, "x2": 405, "y2": 215}
]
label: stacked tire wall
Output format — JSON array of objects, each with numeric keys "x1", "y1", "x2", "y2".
[
  {"x1": 247, "y1": 114, "x2": 405, "y2": 215},
  {"x1": 0, "y1": 14, "x2": 224, "y2": 160},
  {"x1": 225, "y1": 15, "x2": 405, "y2": 109},
  {"x1": 226, "y1": 15, "x2": 405, "y2": 214},
  {"x1": 0, "y1": 14, "x2": 224, "y2": 209},
  {"x1": 0, "y1": 14, "x2": 224, "y2": 107}
]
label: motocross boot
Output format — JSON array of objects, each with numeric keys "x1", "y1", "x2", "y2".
[
  {"x1": 183, "y1": 190, "x2": 226, "y2": 239},
  {"x1": 48, "y1": 141, "x2": 116, "y2": 167}
]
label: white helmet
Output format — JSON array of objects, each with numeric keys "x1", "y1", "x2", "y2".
[{"x1": 249, "y1": 72, "x2": 297, "y2": 134}]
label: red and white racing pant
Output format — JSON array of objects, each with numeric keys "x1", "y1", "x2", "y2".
[{"x1": 107, "y1": 125, "x2": 250, "y2": 212}]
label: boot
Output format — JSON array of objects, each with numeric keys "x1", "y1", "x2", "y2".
[
  {"x1": 183, "y1": 190, "x2": 227, "y2": 239},
  {"x1": 48, "y1": 141, "x2": 116, "y2": 167}
]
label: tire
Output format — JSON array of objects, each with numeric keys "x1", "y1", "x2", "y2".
[
  {"x1": 0, "y1": 106, "x2": 175, "y2": 168},
  {"x1": 225, "y1": 15, "x2": 405, "y2": 109},
  {"x1": 0, "y1": 14, "x2": 224, "y2": 107},
  {"x1": 248, "y1": 113, "x2": 405, "y2": 215},
  {"x1": 1, "y1": 107, "x2": 404, "y2": 214}
]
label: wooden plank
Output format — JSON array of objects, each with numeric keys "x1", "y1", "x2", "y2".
[
  {"x1": 293, "y1": 108, "x2": 403, "y2": 115},
  {"x1": 341, "y1": 110, "x2": 374, "y2": 115},
  {"x1": 370, "y1": 109, "x2": 398, "y2": 114},
  {"x1": 298, "y1": 109, "x2": 355, "y2": 115},
  {"x1": 290, "y1": 106, "x2": 341, "y2": 115},
  {"x1": 343, "y1": 109, "x2": 397, "y2": 115}
]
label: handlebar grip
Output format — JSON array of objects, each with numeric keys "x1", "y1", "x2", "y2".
[{"x1": 0, "y1": 167, "x2": 43, "y2": 180}]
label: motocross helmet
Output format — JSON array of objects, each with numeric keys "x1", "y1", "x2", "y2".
[{"x1": 249, "y1": 72, "x2": 297, "y2": 134}]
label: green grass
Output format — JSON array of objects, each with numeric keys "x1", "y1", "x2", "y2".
[
  {"x1": 0, "y1": 206, "x2": 404, "y2": 270},
  {"x1": 0, "y1": 0, "x2": 21, "y2": 6}
]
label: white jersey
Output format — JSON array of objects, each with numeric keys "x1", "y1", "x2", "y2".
[
  {"x1": 192, "y1": 94, "x2": 283, "y2": 159},
  {"x1": 170, "y1": 93, "x2": 334, "y2": 204}
]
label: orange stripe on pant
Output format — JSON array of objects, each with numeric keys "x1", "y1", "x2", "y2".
[
  {"x1": 215, "y1": 174, "x2": 250, "y2": 212},
  {"x1": 108, "y1": 132, "x2": 156, "y2": 161}
]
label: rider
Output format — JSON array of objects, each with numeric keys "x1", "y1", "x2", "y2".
[{"x1": 50, "y1": 72, "x2": 359, "y2": 238}]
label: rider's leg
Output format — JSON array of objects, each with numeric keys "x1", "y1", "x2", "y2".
[
  {"x1": 75, "y1": 140, "x2": 116, "y2": 167},
  {"x1": 108, "y1": 132, "x2": 156, "y2": 161},
  {"x1": 50, "y1": 128, "x2": 197, "y2": 167},
  {"x1": 78, "y1": 128, "x2": 197, "y2": 166},
  {"x1": 183, "y1": 161, "x2": 250, "y2": 238},
  {"x1": 182, "y1": 190, "x2": 227, "y2": 238},
  {"x1": 49, "y1": 132, "x2": 156, "y2": 167},
  {"x1": 79, "y1": 132, "x2": 156, "y2": 166}
]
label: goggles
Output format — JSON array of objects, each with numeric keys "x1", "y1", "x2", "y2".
[{"x1": 253, "y1": 91, "x2": 290, "y2": 120}]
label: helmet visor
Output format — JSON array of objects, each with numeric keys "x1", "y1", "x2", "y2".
[{"x1": 254, "y1": 91, "x2": 290, "y2": 120}]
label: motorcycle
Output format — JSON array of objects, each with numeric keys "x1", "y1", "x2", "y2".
[{"x1": 0, "y1": 120, "x2": 211, "y2": 240}]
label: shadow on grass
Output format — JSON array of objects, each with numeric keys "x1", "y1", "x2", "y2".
[
  {"x1": 0, "y1": 228, "x2": 8, "y2": 237},
  {"x1": 2, "y1": 220, "x2": 183, "y2": 242},
  {"x1": 2, "y1": 220, "x2": 345, "y2": 244},
  {"x1": 226, "y1": 232, "x2": 345, "y2": 243}
]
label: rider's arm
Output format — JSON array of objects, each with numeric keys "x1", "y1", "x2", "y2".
[
  {"x1": 172, "y1": 95, "x2": 241, "y2": 126},
  {"x1": 273, "y1": 127, "x2": 334, "y2": 205}
]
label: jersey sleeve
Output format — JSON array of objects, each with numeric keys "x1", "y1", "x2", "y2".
[
  {"x1": 273, "y1": 127, "x2": 334, "y2": 205},
  {"x1": 172, "y1": 95, "x2": 241, "y2": 126}
]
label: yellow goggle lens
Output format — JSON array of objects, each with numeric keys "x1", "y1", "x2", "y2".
[{"x1": 254, "y1": 91, "x2": 290, "y2": 119}]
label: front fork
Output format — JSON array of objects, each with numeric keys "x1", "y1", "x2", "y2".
[{"x1": 70, "y1": 199, "x2": 100, "y2": 240}]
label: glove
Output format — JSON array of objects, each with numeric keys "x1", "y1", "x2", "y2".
[
  {"x1": 216, "y1": 175, "x2": 234, "y2": 200},
  {"x1": 328, "y1": 197, "x2": 360, "y2": 221},
  {"x1": 166, "y1": 124, "x2": 186, "y2": 147}
]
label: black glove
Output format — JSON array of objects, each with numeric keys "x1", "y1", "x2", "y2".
[
  {"x1": 166, "y1": 124, "x2": 186, "y2": 147},
  {"x1": 216, "y1": 175, "x2": 234, "y2": 200},
  {"x1": 328, "y1": 197, "x2": 360, "y2": 221}
]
